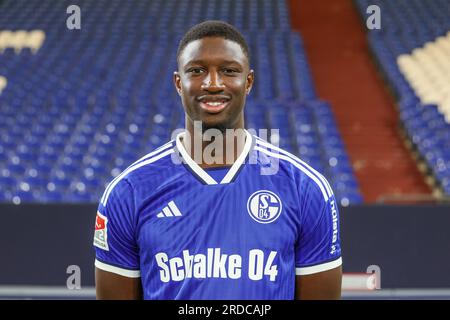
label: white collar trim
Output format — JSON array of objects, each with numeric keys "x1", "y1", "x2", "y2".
[{"x1": 175, "y1": 129, "x2": 252, "y2": 185}]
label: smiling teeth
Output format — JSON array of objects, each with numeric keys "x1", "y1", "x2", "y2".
[{"x1": 206, "y1": 102, "x2": 224, "y2": 106}]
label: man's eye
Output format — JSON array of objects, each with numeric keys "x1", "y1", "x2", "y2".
[
  {"x1": 223, "y1": 68, "x2": 237, "y2": 74},
  {"x1": 188, "y1": 68, "x2": 204, "y2": 74}
]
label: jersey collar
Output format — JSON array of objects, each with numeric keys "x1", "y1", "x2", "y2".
[{"x1": 175, "y1": 129, "x2": 253, "y2": 185}]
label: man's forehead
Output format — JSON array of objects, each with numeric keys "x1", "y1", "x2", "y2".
[{"x1": 179, "y1": 37, "x2": 248, "y2": 66}]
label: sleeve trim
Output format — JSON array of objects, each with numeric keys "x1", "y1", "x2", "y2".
[
  {"x1": 95, "y1": 259, "x2": 141, "y2": 278},
  {"x1": 296, "y1": 257, "x2": 342, "y2": 276}
]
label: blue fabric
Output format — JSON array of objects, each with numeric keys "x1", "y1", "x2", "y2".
[
  {"x1": 94, "y1": 137, "x2": 341, "y2": 299},
  {"x1": 204, "y1": 167, "x2": 231, "y2": 182}
]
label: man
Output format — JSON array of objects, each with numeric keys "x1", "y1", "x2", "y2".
[{"x1": 94, "y1": 21, "x2": 342, "y2": 299}]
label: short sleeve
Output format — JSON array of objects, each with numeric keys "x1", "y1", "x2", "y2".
[
  {"x1": 93, "y1": 178, "x2": 141, "y2": 278},
  {"x1": 295, "y1": 176, "x2": 342, "y2": 276}
]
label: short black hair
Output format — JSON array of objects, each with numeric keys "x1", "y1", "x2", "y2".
[{"x1": 177, "y1": 20, "x2": 250, "y2": 64}]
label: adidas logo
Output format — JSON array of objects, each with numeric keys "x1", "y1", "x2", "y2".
[{"x1": 156, "y1": 201, "x2": 183, "y2": 218}]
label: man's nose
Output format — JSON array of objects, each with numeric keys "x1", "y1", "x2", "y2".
[{"x1": 201, "y1": 71, "x2": 224, "y2": 92}]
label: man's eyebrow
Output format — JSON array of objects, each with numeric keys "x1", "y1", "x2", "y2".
[{"x1": 185, "y1": 59, "x2": 244, "y2": 66}]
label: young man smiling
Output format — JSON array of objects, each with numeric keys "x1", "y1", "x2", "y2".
[{"x1": 94, "y1": 21, "x2": 342, "y2": 300}]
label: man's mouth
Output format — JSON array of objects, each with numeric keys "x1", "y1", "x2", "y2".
[{"x1": 198, "y1": 96, "x2": 231, "y2": 114}]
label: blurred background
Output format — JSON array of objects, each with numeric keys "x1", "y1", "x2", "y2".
[{"x1": 0, "y1": 0, "x2": 449, "y2": 299}]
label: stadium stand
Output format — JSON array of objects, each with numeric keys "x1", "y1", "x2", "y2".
[
  {"x1": 0, "y1": 30, "x2": 46, "y2": 54},
  {"x1": 0, "y1": 0, "x2": 362, "y2": 205},
  {"x1": 355, "y1": 0, "x2": 450, "y2": 196},
  {"x1": 0, "y1": 76, "x2": 6, "y2": 94}
]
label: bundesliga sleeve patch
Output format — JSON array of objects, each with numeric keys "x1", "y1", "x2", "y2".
[{"x1": 94, "y1": 211, "x2": 109, "y2": 251}]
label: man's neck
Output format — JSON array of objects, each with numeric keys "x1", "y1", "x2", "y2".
[{"x1": 182, "y1": 122, "x2": 247, "y2": 169}]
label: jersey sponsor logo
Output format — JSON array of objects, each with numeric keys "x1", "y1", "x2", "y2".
[
  {"x1": 247, "y1": 190, "x2": 282, "y2": 224},
  {"x1": 330, "y1": 199, "x2": 338, "y2": 255},
  {"x1": 93, "y1": 211, "x2": 109, "y2": 251},
  {"x1": 155, "y1": 248, "x2": 278, "y2": 283},
  {"x1": 156, "y1": 200, "x2": 183, "y2": 218}
]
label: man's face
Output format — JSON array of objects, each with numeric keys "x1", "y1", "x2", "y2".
[{"x1": 174, "y1": 37, "x2": 254, "y2": 131}]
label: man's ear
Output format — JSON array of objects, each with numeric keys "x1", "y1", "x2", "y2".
[
  {"x1": 246, "y1": 69, "x2": 254, "y2": 95},
  {"x1": 173, "y1": 71, "x2": 182, "y2": 96}
]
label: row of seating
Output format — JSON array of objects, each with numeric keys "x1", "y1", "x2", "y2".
[
  {"x1": 0, "y1": 0, "x2": 292, "y2": 32},
  {"x1": 0, "y1": 32, "x2": 315, "y2": 101},
  {"x1": 0, "y1": 0, "x2": 362, "y2": 205},
  {"x1": 0, "y1": 30, "x2": 45, "y2": 53},
  {"x1": 397, "y1": 32, "x2": 450, "y2": 123},
  {"x1": 356, "y1": 0, "x2": 450, "y2": 196},
  {"x1": 0, "y1": 76, "x2": 6, "y2": 94}
]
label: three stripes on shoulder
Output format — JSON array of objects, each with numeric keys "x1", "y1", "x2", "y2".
[{"x1": 156, "y1": 201, "x2": 183, "y2": 218}]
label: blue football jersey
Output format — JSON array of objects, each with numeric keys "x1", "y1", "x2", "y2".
[{"x1": 93, "y1": 130, "x2": 342, "y2": 299}]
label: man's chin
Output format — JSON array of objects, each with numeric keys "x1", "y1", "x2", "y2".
[
  {"x1": 201, "y1": 121, "x2": 229, "y2": 133},
  {"x1": 192, "y1": 114, "x2": 233, "y2": 133},
  {"x1": 188, "y1": 111, "x2": 242, "y2": 133}
]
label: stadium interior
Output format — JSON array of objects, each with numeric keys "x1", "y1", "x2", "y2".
[{"x1": 0, "y1": 0, "x2": 449, "y2": 300}]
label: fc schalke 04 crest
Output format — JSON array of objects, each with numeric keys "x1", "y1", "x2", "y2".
[{"x1": 247, "y1": 190, "x2": 282, "y2": 224}]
